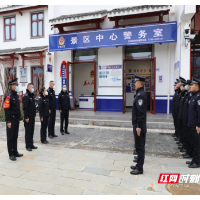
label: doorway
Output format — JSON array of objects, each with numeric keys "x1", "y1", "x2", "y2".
[
  {"x1": 31, "y1": 67, "x2": 44, "y2": 97},
  {"x1": 66, "y1": 61, "x2": 97, "y2": 111},
  {"x1": 123, "y1": 58, "x2": 156, "y2": 114}
]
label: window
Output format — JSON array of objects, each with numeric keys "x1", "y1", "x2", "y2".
[
  {"x1": 73, "y1": 49, "x2": 97, "y2": 62},
  {"x1": 31, "y1": 12, "x2": 44, "y2": 38},
  {"x1": 4, "y1": 16, "x2": 16, "y2": 41},
  {"x1": 6, "y1": 68, "x2": 16, "y2": 84}
]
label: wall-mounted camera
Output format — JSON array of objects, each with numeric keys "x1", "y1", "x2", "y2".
[{"x1": 184, "y1": 24, "x2": 196, "y2": 47}]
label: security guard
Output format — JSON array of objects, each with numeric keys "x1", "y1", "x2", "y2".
[
  {"x1": 38, "y1": 87, "x2": 50, "y2": 144},
  {"x1": 47, "y1": 81, "x2": 58, "y2": 138},
  {"x1": 187, "y1": 77, "x2": 200, "y2": 168},
  {"x1": 172, "y1": 82, "x2": 178, "y2": 138},
  {"x1": 177, "y1": 79, "x2": 186, "y2": 151},
  {"x1": 22, "y1": 83, "x2": 37, "y2": 151},
  {"x1": 4, "y1": 78, "x2": 23, "y2": 161},
  {"x1": 58, "y1": 84, "x2": 71, "y2": 135},
  {"x1": 130, "y1": 75, "x2": 147, "y2": 175}
]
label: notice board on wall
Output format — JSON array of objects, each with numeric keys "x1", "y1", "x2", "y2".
[{"x1": 99, "y1": 65, "x2": 122, "y2": 87}]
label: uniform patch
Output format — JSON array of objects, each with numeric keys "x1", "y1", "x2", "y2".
[
  {"x1": 138, "y1": 99, "x2": 143, "y2": 106},
  {"x1": 4, "y1": 96, "x2": 10, "y2": 109},
  {"x1": 198, "y1": 100, "x2": 200, "y2": 106}
]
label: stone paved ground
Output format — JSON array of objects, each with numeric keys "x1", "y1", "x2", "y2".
[{"x1": 0, "y1": 122, "x2": 199, "y2": 195}]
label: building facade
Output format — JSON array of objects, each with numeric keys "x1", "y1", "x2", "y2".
[{"x1": 0, "y1": 5, "x2": 199, "y2": 113}]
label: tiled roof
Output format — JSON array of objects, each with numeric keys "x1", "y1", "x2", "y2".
[
  {"x1": 49, "y1": 9, "x2": 107, "y2": 23},
  {"x1": 107, "y1": 5, "x2": 171, "y2": 14},
  {"x1": 0, "y1": 48, "x2": 21, "y2": 55},
  {"x1": 0, "y1": 5, "x2": 22, "y2": 10},
  {"x1": 16, "y1": 46, "x2": 48, "y2": 53}
]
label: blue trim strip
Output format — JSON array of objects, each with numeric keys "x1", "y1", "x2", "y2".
[{"x1": 97, "y1": 95, "x2": 123, "y2": 97}]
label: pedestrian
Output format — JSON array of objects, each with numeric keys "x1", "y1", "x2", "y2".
[
  {"x1": 22, "y1": 83, "x2": 37, "y2": 151},
  {"x1": 130, "y1": 75, "x2": 147, "y2": 175},
  {"x1": 4, "y1": 78, "x2": 23, "y2": 161},
  {"x1": 58, "y1": 84, "x2": 71, "y2": 135},
  {"x1": 47, "y1": 81, "x2": 58, "y2": 138},
  {"x1": 38, "y1": 87, "x2": 50, "y2": 144},
  {"x1": 187, "y1": 77, "x2": 200, "y2": 168}
]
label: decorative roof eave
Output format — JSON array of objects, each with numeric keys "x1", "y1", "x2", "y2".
[
  {"x1": 108, "y1": 5, "x2": 171, "y2": 18},
  {"x1": 0, "y1": 48, "x2": 21, "y2": 56},
  {"x1": 49, "y1": 10, "x2": 107, "y2": 26},
  {"x1": 16, "y1": 46, "x2": 48, "y2": 54}
]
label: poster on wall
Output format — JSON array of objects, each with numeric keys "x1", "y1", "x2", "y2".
[
  {"x1": 46, "y1": 54, "x2": 53, "y2": 72},
  {"x1": 174, "y1": 61, "x2": 180, "y2": 82},
  {"x1": 99, "y1": 65, "x2": 122, "y2": 87},
  {"x1": 19, "y1": 67, "x2": 27, "y2": 83}
]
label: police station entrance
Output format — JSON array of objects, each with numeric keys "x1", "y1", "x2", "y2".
[
  {"x1": 66, "y1": 49, "x2": 97, "y2": 111},
  {"x1": 123, "y1": 45, "x2": 156, "y2": 114}
]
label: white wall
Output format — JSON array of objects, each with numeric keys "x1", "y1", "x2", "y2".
[{"x1": 74, "y1": 63, "x2": 94, "y2": 105}]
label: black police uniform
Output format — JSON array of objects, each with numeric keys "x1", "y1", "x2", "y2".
[
  {"x1": 38, "y1": 95, "x2": 50, "y2": 143},
  {"x1": 47, "y1": 87, "x2": 56, "y2": 137},
  {"x1": 131, "y1": 81, "x2": 147, "y2": 173},
  {"x1": 174, "y1": 88, "x2": 181, "y2": 138},
  {"x1": 22, "y1": 89, "x2": 36, "y2": 149},
  {"x1": 58, "y1": 90, "x2": 71, "y2": 133},
  {"x1": 4, "y1": 79, "x2": 22, "y2": 159}
]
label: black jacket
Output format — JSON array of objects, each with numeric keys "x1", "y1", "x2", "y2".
[
  {"x1": 58, "y1": 90, "x2": 71, "y2": 110},
  {"x1": 132, "y1": 87, "x2": 147, "y2": 128},
  {"x1": 175, "y1": 88, "x2": 181, "y2": 113},
  {"x1": 188, "y1": 90, "x2": 200, "y2": 128},
  {"x1": 4, "y1": 90, "x2": 21, "y2": 123},
  {"x1": 47, "y1": 87, "x2": 56, "y2": 110},
  {"x1": 183, "y1": 91, "x2": 192, "y2": 124},
  {"x1": 178, "y1": 90, "x2": 186, "y2": 120},
  {"x1": 38, "y1": 95, "x2": 49, "y2": 118},
  {"x1": 22, "y1": 89, "x2": 36, "y2": 119}
]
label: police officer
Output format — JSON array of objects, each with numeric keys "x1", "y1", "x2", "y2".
[
  {"x1": 130, "y1": 75, "x2": 147, "y2": 175},
  {"x1": 38, "y1": 87, "x2": 50, "y2": 144},
  {"x1": 181, "y1": 80, "x2": 193, "y2": 159},
  {"x1": 22, "y1": 83, "x2": 37, "y2": 151},
  {"x1": 177, "y1": 79, "x2": 187, "y2": 151},
  {"x1": 172, "y1": 82, "x2": 178, "y2": 138},
  {"x1": 47, "y1": 81, "x2": 58, "y2": 138},
  {"x1": 4, "y1": 78, "x2": 23, "y2": 161},
  {"x1": 187, "y1": 77, "x2": 200, "y2": 168},
  {"x1": 58, "y1": 84, "x2": 71, "y2": 135}
]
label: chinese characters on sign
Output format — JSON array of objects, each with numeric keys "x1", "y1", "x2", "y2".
[
  {"x1": 99, "y1": 65, "x2": 122, "y2": 87},
  {"x1": 20, "y1": 67, "x2": 27, "y2": 82},
  {"x1": 49, "y1": 21, "x2": 177, "y2": 52}
]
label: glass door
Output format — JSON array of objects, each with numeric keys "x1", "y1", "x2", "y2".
[
  {"x1": 150, "y1": 57, "x2": 156, "y2": 114},
  {"x1": 67, "y1": 62, "x2": 74, "y2": 110},
  {"x1": 123, "y1": 59, "x2": 126, "y2": 113}
]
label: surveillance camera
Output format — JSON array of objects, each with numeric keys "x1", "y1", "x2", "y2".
[
  {"x1": 185, "y1": 29, "x2": 189, "y2": 34},
  {"x1": 184, "y1": 34, "x2": 196, "y2": 40}
]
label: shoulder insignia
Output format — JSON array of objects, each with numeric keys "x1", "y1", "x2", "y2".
[
  {"x1": 138, "y1": 93, "x2": 140, "y2": 96},
  {"x1": 138, "y1": 99, "x2": 143, "y2": 106},
  {"x1": 198, "y1": 100, "x2": 200, "y2": 106},
  {"x1": 4, "y1": 96, "x2": 10, "y2": 109}
]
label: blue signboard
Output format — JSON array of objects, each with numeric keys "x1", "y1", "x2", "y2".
[
  {"x1": 47, "y1": 64, "x2": 52, "y2": 72},
  {"x1": 61, "y1": 63, "x2": 67, "y2": 86},
  {"x1": 49, "y1": 21, "x2": 177, "y2": 52}
]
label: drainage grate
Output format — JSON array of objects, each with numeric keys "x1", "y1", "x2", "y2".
[{"x1": 166, "y1": 183, "x2": 200, "y2": 195}]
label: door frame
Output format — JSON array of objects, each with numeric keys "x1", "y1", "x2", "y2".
[
  {"x1": 123, "y1": 58, "x2": 156, "y2": 114},
  {"x1": 66, "y1": 60, "x2": 97, "y2": 112}
]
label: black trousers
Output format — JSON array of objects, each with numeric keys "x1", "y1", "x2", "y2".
[
  {"x1": 133, "y1": 124, "x2": 146, "y2": 171},
  {"x1": 174, "y1": 111, "x2": 179, "y2": 137},
  {"x1": 190, "y1": 127, "x2": 200, "y2": 165},
  {"x1": 24, "y1": 118, "x2": 35, "y2": 148},
  {"x1": 60, "y1": 109, "x2": 69, "y2": 132},
  {"x1": 6, "y1": 118, "x2": 19, "y2": 157},
  {"x1": 178, "y1": 119, "x2": 183, "y2": 143},
  {"x1": 186, "y1": 126, "x2": 193, "y2": 157},
  {"x1": 41, "y1": 116, "x2": 49, "y2": 143},
  {"x1": 48, "y1": 109, "x2": 56, "y2": 136}
]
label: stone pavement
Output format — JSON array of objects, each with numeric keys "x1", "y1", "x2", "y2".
[{"x1": 0, "y1": 122, "x2": 199, "y2": 195}]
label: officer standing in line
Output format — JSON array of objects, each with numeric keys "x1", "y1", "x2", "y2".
[
  {"x1": 181, "y1": 80, "x2": 193, "y2": 160},
  {"x1": 22, "y1": 83, "x2": 37, "y2": 151},
  {"x1": 4, "y1": 78, "x2": 23, "y2": 161},
  {"x1": 130, "y1": 75, "x2": 147, "y2": 175},
  {"x1": 58, "y1": 84, "x2": 71, "y2": 135},
  {"x1": 38, "y1": 87, "x2": 50, "y2": 144},
  {"x1": 47, "y1": 81, "x2": 58, "y2": 138},
  {"x1": 177, "y1": 79, "x2": 186, "y2": 151},
  {"x1": 172, "y1": 82, "x2": 178, "y2": 138},
  {"x1": 187, "y1": 77, "x2": 200, "y2": 168}
]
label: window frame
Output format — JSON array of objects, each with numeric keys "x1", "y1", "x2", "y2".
[
  {"x1": 31, "y1": 11, "x2": 44, "y2": 39},
  {"x1": 4, "y1": 15, "x2": 16, "y2": 42}
]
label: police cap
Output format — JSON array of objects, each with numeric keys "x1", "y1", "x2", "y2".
[
  {"x1": 190, "y1": 77, "x2": 200, "y2": 85},
  {"x1": 8, "y1": 78, "x2": 19, "y2": 86},
  {"x1": 179, "y1": 76, "x2": 186, "y2": 82},
  {"x1": 186, "y1": 80, "x2": 192, "y2": 85},
  {"x1": 134, "y1": 74, "x2": 145, "y2": 82},
  {"x1": 180, "y1": 80, "x2": 187, "y2": 86}
]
